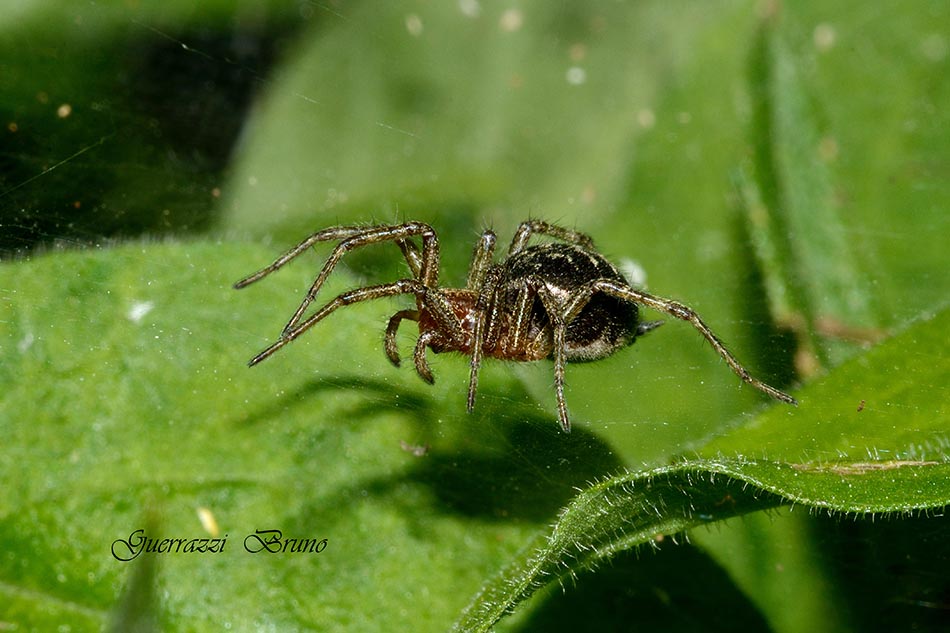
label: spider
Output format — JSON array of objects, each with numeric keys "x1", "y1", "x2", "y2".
[{"x1": 234, "y1": 220, "x2": 797, "y2": 432}]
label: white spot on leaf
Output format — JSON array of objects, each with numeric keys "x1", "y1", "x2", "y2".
[
  {"x1": 459, "y1": 0, "x2": 480, "y2": 17},
  {"x1": 619, "y1": 258, "x2": 648, "y2": 288},
  {"x1": 127, "y1": 301, "x2": 154, "y2": 324},
  {"x1": 17, "y1": 332, "x2": 35, "y2": 353},
  {"x1": 499, "y1": 8, "x2": 523, "y2": 32},
  {"x1": 566, "y1": 66, "x2": 587, "y2": 85},
  {"x1": 405, "y1": 14, "x2": 423, "y2": 37}
]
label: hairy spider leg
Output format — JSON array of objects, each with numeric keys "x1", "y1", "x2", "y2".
[
  {"x1": 464, "y1": 231, "x2": 500, "y2": 415},
  {"x1": 283, "y1": 223, "x2": 441, "y2": 337},
  {"x1": 587, "y1": 279, "x2": 798, "y2": 406},
  {"x1": 246, "y1": 278, "x2": 465, "y2": 367},
  {"x1": 234, "y1": 225, "x2": 372, "y2": 288},
  {"x1": 494, "y1": 274, "x2": 605, "y2": 432},
  {"x1": 386, "y1": 230, "x2": 496, "y2": 366},
  {"x1": 508, "y1": 220, "x2": 595, "y2": 255},
  {"x1": 396, "y1": 239, "x2": 423, "y2": 277},
  {"x1": 541, "y1": 282, "x2": 667, "y2": 432},
  {"x1": 519, "y1": 273, "x2": 796, "y2": 432},
  {"x1": 534, "y1": 284, "x2": 573, "y2": 432},
  {"x1": 466, "y1": 230, "x2": 497, "y2": 290},
  {"x1": 234, "y1": 223, "x2": 441, "y2": 338},
  {"x1": 469, "y1": 271, "x2": 577, "y2": 431},
  {"x1": 504, "y1": 276, "x2": 540, "y2": 356}
]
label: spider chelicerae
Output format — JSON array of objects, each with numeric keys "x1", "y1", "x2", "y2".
[{"x1": 235, "y1": 220, "x2": 797, "y2": 432}]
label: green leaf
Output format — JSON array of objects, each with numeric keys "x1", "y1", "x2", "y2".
[
  {"x1": 741, "y1": 15, "x2": 880, "y2": 369},
  {"x1": 454, "y1": 307, "x2": 950, "y2": 631},
  {"x1": 219, "y1": 0, "x2": 761, "y2": 245},
  {"x1": 701, "y1": 307, "x2": 950, "y2": 463},
  {"x1": 454, "y1": 461, "x2": 950, "y2": 632},
  {"x1": 0, "y1": 242, "x2": 624, "y2": 631},
  {"x1": 3, "y1": 1, "x2": 950, "y2": 631}
]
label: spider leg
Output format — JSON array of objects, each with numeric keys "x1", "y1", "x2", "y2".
[
  {"x1": 466, "y1": 313, "x2": 486, "y2": 413},
  {"x1": 385, "y1": 309, "x2": 419, "y2": 367},
  {"x1": 465, "y1": 265, "x2": 504, "y2": 414},
  {"x1": 284, "y1": 222, "x2": 440, "y2": 336},
  {"x1": 237, "y1": 222, "x2": 441, "y2": 338},
  {"x1": 533, "y1": 283, "x2": 572, "y2": 432},
  {"x1": 491, "y1": 275, "x2": 573, "y2": 431},
  {"x1": 506, "y1": 280, "x2": 537, "y2": 355},
  {"x1": 247, "y1": 278, "x2": 429, "y2": 366},
  {"x1": 466, "y1": 230, "x2": 497, "y2": 290},
  {"x1": 462, "y1": 232, "x2": 499, "y2": 412},
  {"x1": 591, "y1": 279, "x2": 798, "y2": 405},
  {"x1": 234, "y1": 225, "x2": 372, "y2": 289},
  {"x1": 508, "y1": 220, "x2": 595, "y2": 255},
  {"x1": 397, "y1": 240, "x2": 423, "y2": 277}
]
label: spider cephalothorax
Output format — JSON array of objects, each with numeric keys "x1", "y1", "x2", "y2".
[{"x1": 235, "y1": 220, "x2": 797, "y2": 432}]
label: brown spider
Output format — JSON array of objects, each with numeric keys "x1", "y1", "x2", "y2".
[{"x1": 235, "y1": 220, "x2": 797, "y2": 432}]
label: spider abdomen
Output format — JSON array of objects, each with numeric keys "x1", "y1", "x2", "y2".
[{"x1": 496, "y1": 243, "x2": 640, "y2": 363}]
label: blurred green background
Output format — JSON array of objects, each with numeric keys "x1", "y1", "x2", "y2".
[{"x1": 1, "y1": 1, "x2": 948, "y2": 631}]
